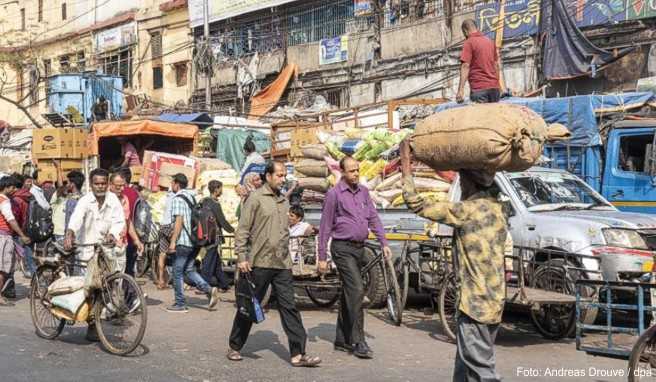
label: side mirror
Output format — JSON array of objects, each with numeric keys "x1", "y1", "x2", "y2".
[{"x1": 498, "y1": 193, "x2": 511, "y2": 203}]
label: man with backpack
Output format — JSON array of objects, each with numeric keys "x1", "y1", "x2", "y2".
[
  {"x1": 200, "y1": 180, "x2": 234, "y2": 292},
  {"x1": 167, "y1": 173, "x2": 220, "y2": 313}
]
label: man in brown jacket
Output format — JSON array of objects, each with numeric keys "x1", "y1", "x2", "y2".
[{"x1": 226, "y1": 161, "x2": 321, "y2": 367}]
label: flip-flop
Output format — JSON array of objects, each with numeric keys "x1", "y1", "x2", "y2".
[
  {"x1": 226, "y1": 349, "x2": 242, "y2": 361},
  {"x1": 291, "y1": 355, "x2": 321, "y2": 367},
  {"x1": 0, "y1": 297, "x2": 14, "y2": 307}
]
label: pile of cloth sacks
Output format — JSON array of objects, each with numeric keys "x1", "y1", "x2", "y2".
[{"x1": 291, "y1": 127, "x2": 457, "y2": 208}]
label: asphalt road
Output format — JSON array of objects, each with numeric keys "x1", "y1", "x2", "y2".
[{"x1": 0, "y1": 275, "x2": 632, "y2": 382}]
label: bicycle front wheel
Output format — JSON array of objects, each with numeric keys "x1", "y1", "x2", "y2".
[
  {"x1": 384, "y1": 257, "x2": 403, "y2": 326},
  {"x1": 95, "y1": 273, "x2": 147, "y2": 356},
  {"x1": 628, "y1": 324, "x2": 656, "y2": 382}
]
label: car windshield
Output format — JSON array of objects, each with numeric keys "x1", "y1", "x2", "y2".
[{"x1": 506, "y1": 171, "x2": 613, "y2": 212}]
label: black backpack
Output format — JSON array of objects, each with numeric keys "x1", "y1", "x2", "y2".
[
  {"x1": 132, "y1": 198, "x2": 153, "y2": 242},
  {"x1": 24, "y1": 199, "x2": 54, "y2": 243},
  {"x1": 176, "y1": 194, "x2": 217, "y2": 247}
]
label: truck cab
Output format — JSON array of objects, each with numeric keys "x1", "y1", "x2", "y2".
[
  {"x1": 543, "y1": 120, "x2": 656, "y2": 215},
  {"x1": 601, "y1": 120, "x2": 656, "y2": 214}
]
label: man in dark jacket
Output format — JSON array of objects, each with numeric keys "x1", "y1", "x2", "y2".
[{"x1": 201, "y1": 180, "x2": 234, "y2": 291}]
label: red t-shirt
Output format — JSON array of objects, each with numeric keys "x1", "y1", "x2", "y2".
[
  {"x1": 460, "y1": 32, "x2": 499, "y2": 92},
  {"x1": 122, "y1": 185, "x2": 140, "y2": 244}
]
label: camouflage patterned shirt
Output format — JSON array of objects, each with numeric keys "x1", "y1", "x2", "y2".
[{"x1": 404, "y1": 178, "x2": 508, "y2": 324}]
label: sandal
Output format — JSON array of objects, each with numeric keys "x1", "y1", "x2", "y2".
[
  {"x1": 291, "y1": 355, "x2": 321, "y2": 367},
  {"x1": 0, "y1": 297, "x2": 14, "y2": 307},
  {"x1": 227, "y1": 349, "x2": 242, "y2": 361}
]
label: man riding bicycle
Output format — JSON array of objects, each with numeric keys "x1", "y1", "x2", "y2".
[{"x1": 64, "y1": 168, "x2": 126, "y2": 341}]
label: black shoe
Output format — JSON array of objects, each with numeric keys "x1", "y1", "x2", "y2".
[
  {"x1": 86, "y1": 324, "x2": 100, "y2": 342},
  {"x1": 353, "y1": 342, "x2": 373, "y2": 359},
  {"x1": 333, "y1": 342, "x2": 353, "y2": 353}
]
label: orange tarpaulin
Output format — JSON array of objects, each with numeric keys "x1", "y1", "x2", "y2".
[
  {"x1": 249, "y1": 63, "x2": 298, "y2": 119},
  {"x1": 88, "y1": 119, "x2": 198, "y2": 155}
]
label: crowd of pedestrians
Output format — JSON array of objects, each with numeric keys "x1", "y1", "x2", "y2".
[{"x1": 1, "y1": 122, "x2": 508, "y2": 380}]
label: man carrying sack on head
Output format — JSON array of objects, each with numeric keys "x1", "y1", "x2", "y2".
[{"x1": 400, "y1": 140, "x2": 508, "y2": 382}]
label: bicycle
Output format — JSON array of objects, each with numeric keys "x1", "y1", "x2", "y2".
[{"x1": 30, "y1": 239, "x2": 148, "y2": 356}]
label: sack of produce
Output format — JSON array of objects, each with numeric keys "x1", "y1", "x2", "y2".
[
  {"x1": 297, "y1": 177, "x2": 330, "y2": 193},
  {"x1": 412, "y1": 103, "x2": 553, "y2": 172},
  {"x1": 295, "y1": 159, "x2": 329, "y2": 178},
  {"x1": 300, "y1": 144, "x2": 328, "y2": 160}
]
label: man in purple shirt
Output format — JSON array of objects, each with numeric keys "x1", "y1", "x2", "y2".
[{"x1": 318, "y1": 156, "x2": 392, "y2": 359}]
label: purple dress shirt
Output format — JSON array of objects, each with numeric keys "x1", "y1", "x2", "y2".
[{"x1": 318, "y1": 180, "x2": 388, "y2": 261}]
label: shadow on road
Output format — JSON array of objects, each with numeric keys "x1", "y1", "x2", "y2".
[
  {"x1": 306, "y1": 322, "x2": 337, "y2": 344},
  {"x1": 241, "y1": 330, "x2": 289, "y2": 363}
]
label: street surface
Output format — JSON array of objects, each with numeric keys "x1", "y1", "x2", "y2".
[{"x1": 1, "y1": 275, "x2": 631, "y2": 382}]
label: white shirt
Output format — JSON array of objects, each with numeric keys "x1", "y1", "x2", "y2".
[
  {"x1": 289, "y1": 221, "x2": 311, "y2": 263},
  {"x1": 67, "y1": 192, "x2": 126, "y2": 260},
  {"x1": 30, "y1": 185, "x2": 51, "y2": 210}
]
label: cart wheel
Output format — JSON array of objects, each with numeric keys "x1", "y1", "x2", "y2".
[
  {"x1": 438, "y1": 274, "x2": 458, "y2": 343},
  {"x1": 529, "y1": 260, "x2": 576, "y2": 340},
  {"x1": 362, "y1": 248, "x2": 386, "y2": 308},
  {"x1": 628, "y1": 324, "x2": 656, "y2": 381},
  {"x1": 305, "y1": 285, "x2": 340, "y2": 308},
  {"x1": 234, "y1": 269, "x2": 272, "y2": 307}
]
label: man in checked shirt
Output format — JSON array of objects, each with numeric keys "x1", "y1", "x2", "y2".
[{"x1": 401, "y1": 141, "x2": 508, "y2": 382}]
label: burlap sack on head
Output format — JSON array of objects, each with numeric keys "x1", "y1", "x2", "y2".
[{"x1": 412, "y1": 103, "x2": 549, "y2": 172}]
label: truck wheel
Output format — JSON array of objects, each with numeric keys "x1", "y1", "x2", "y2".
[{"x1": 363, "y1": 248, "x2": 387, "y2": 308}]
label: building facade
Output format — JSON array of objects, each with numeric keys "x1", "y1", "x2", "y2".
[{"x1": 0, "y1": 0, "x2": 192, "y2": 127}]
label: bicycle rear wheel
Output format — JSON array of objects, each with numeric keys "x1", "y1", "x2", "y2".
[
  {"x1": 30, "y1": 266, "x2": 65, "y2": 339},
  {"x1": 384, "y1": 257, "x2": 403, "y2": 326},
  {"x1": 395, "y1": 256, "x2": 410, "y2": 311},
  {"x1": 628, "y1": 325, "x2": 656, "y2": 382},
  {"x1": 95, "y1": 273, "x2": 147, "y2": 356},
  {"x1": 438, "y1": 274, "x2": 458, "y2": 342}
]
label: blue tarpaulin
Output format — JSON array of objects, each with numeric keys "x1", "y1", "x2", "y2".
[
  {"x1": 158, "y1": 112, "x2": 213, "y2": 128},
  {"x1": 433, "y1": 92, "x2": 656, "y2": 147}
]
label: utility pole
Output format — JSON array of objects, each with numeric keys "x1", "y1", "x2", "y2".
[{"x1": 203, "y1": 0, "x2": 211, "y2": 111}]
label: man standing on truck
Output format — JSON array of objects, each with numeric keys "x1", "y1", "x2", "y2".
[
  {"x1": 317, "y1": 156, "x2": 393, "y2": 359},
  {"x1": 400, "y1": 141, "x2": 507, "y2": 382},
  {"x1": 456, "y1": 19, "x2": 504, "y2": 104},
  {"x1": 227, "y1": 161, "x2": 321, "y2": 367}
]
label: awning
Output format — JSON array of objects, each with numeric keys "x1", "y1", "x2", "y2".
[
  {"x1": 158, "y1": 112, "x2": 213, "y2": 127},
  {"x1": 89, "y1": 119, "x2": 198, "y2": 155},
  {"x1": 249, "y1": 63, "x2": 298, "y2": 119}
]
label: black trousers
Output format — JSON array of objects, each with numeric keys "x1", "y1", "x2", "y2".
[
  {"x1": 331, "y1": 240, "x2": 367, "y2": 345},
  {"x1": 470, "y1": 88, "x2": 500, "y2": 104},
  {"x1": 201, "y1": 245, "x2": 230, "y2": 290},
  {"x1": 229, "y1": 267, "x2": 307, "y2": 357}
]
